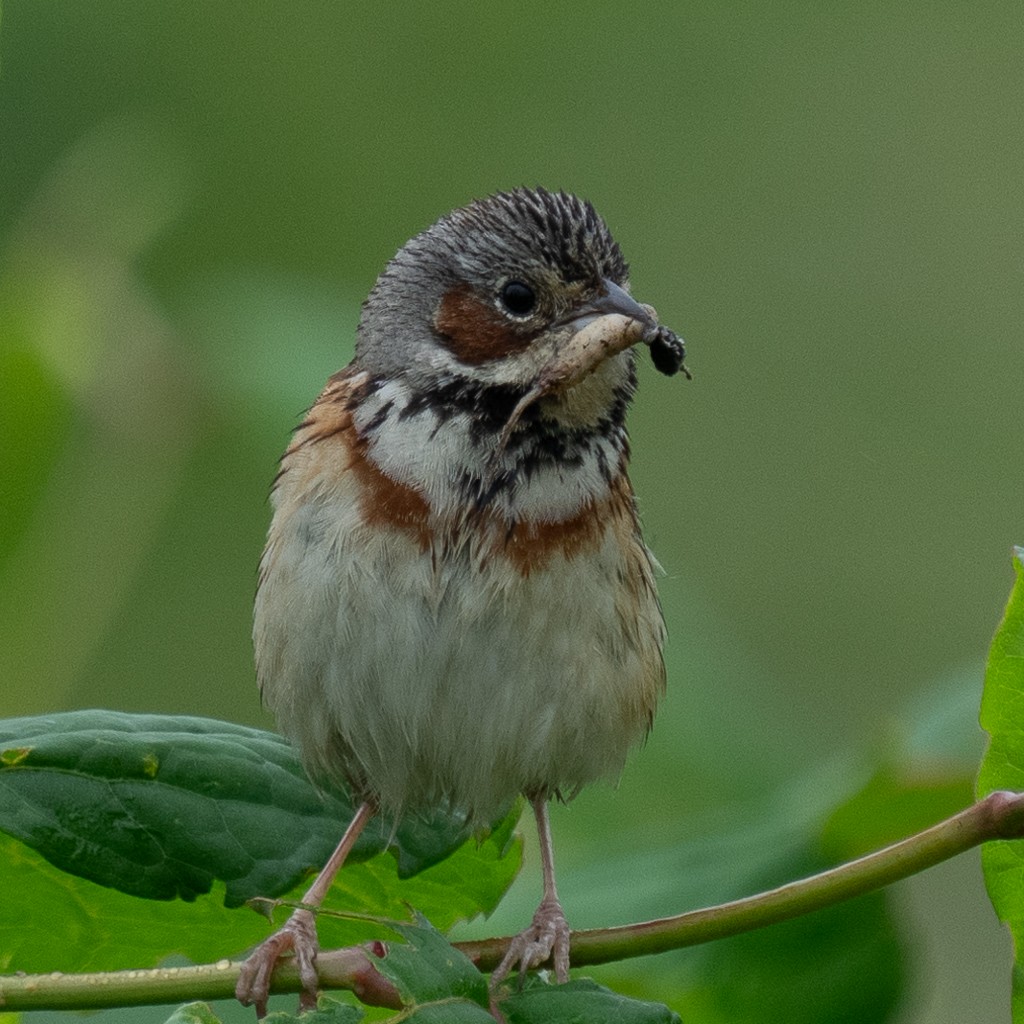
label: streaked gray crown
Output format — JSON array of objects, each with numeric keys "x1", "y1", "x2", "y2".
[{"x1": 356, "y1": 188, "x2": 629, "y2": 374}]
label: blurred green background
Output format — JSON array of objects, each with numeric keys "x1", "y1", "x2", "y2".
[{"x1": 1, "y1": 3, "x2": 1020, "y2": 1022}]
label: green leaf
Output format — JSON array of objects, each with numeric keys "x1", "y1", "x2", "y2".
[
  {"x1": 1, "y1": 800, "x2": 519, "y2": 978},
  {"x1": 501, "y1": 978, "x2": 680, "y2": 1024},
  {"x1": 0, "y1": 831, "x2": 267, "y2": 972},
  {"x1": 162, "y1": 1003, "x2": 225, "y2": 1024},
  {"x1": 348, "y1": 918, "x2": 496, "y2": 1023},
  {"x1": 264, "y1": 995, "x2": 365, "y2": 1023},
  {"x1": 160, "y1": 1000, "x2": 366, "y2": 1024},
  {"x1": 977, "y1": 547, "x2": 1024, "y2": 1022},
  {"x1": 0, "y1": 789, "x2": 519, "y2": 973},
  {"x1": 316, "y1": 812, "x2": 521, "y2": 952},
  {"x1": 370, "y1": 916, "x2": 488, "y2": 1007},
  {"x1": 0, "y1": 711, "x2": 498, "y2": 907},
  {"x1": 396, "y1": 1005, "x2": 495, "y2": 1024},
  {"x1": 364, "y1": 924, "x2": 680, "y2": 1024}
]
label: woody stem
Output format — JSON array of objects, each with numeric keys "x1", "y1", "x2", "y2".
[{"x1": 2, "y1": 791, "x2": 1023, "y2": 1012}]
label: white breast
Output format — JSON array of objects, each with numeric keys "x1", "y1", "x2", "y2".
[{"x1": 255, "y1": 376, "x2": 665, "y2": 826}]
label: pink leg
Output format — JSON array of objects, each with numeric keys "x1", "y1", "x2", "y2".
[
  {"x1": 491, "y1": 797, "x2": 571, "y2": 989},
  {"x1": 236, "y1": 800, "x2": 375, "y2": 1017}
]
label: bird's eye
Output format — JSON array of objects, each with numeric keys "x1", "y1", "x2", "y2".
[{"x1": 499, "y1": 280, "x2": 537, "y2": 317}]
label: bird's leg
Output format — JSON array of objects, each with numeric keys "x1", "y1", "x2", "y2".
[
  {"x1": 491, "y1": 797, "x2": 571, "y2": 990},
  {"x1": 236, "y1": 800, "x2": 375, "y2": 1017}
]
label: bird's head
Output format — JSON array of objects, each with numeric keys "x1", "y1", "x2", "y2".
[{"x1": 356, "y1": 188, "x2": 687, "y2": 442}]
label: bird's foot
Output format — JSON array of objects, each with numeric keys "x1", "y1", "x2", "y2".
[
  {"x1": 491, "y1": 896, "x2": 571, "y2": 991},
  {"x1": 235, "y1": 907, "x2": 319, "y2": 1018}
]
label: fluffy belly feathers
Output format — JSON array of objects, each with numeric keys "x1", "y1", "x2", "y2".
[{"x1": 255, "y1": 484, "x2": 665, "y2": 825}]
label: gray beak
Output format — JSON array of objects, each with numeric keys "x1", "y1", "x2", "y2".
[
  {"x1": 590, "y1": 279, "x2": 657, "y2": 324},
  {"x1": 567, "y1": 278, "x2": 657, "y2": 331}
]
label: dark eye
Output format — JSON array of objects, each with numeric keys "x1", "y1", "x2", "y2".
[{"x1": 499, "y1": 280, "x2": 536, "y2": 316}]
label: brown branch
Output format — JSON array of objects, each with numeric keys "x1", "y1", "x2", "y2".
[{"x1": 2, "y1": 791, "x2": 1022, "y2": 1013}]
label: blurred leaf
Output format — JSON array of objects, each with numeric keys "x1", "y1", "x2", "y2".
[
  {"x1": 0, "y1": 711, "x2": 512, "y2": 909},
  {"x1": 592, "y1": 841, "x2": 905, "y2": 1024},
  {"x1": 183, "y1": 271, "x2": 360, "y2": 422},
  {"x1": 575, "y1": 754, "x2": 937, "y2": 1023},
  {"x1": 977, "y1": 547, "x2": 1024, "y2": 1023},
  {"x1": 901, "y1": 658, "x2": 988, "y2": 767},
  {"x1": 679, "y1": 885, "x2": 901, "y2": 1024},
  {"x1": 819, "y1": 767, "x2": 972, "y2": 861},
  {"x1": 0, "y1": 346, "x2": 71, "y2": 569}
]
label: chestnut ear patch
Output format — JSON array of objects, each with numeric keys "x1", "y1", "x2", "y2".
[{"x1": 435, "y1": 283, "x2": 533, "y2": 365}]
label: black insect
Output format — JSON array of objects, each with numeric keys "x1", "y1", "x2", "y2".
[{"x1": 644, "y1": 325, "x2": 691, "y2": 378}]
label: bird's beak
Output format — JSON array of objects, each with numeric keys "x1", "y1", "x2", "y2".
[
  {"x1": 533, "y1": 278, "x2": 659, "y2": 400},
  {"x1": 496, "y1": 279, "x2": 686, "y2": 452},
  {"x1": 565, "y1": 278, "x2": 658, "y2": 332}
]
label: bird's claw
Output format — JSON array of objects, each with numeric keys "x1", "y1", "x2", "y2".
[
  {"x1": 491, "y1": 896, "x2": 571, "y2": 992},
  {"x1": 235, "y1": 907, "x2": 320, "y2": 1018}
]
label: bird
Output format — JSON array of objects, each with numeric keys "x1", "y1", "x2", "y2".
[{"x1": 235, "y1": 187, "x2": 688, "y2": 1016}]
